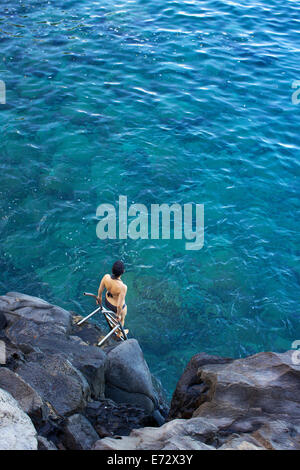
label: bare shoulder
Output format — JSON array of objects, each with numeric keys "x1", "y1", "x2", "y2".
[
  {"x1": 102, "y1": 273, "x2": 110, "y2": 283},
  {"x1": 122, "y1": 283, "x2": 127, "y2": 293}
]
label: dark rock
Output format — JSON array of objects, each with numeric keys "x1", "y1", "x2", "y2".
[
  {"x1": 37, "y1": 435, "x2": 57, "y2": 450},
  {"x1": 151, "y1": 374, "x2": 169, "y2": 419},
  {"x1": 0, "y1": 367, "x2": 47, "y2": 427},
  {"x1": 105, "y1": 339, "x2": 158, "y2": 414},
  {"x1": 0, "y1": 291, "x2": 170, "y2": 449},
  {"x1": 72, "y1": 317, "x2": 113, "y2": 347},
  {"x1": 0, "y1": 312, "x2": 7, "y2": 330},
  {"x1": 62, "y1": 413, "x2": 99, "y2": 450},
  {"x1": 6, "y1": 318, "x2": 106, "y2": 399},
  {"x1": 0, "y1": 292, "x2": 72, "y2": 333},
  {"x1": 0, "y1": 335, "x2": 25, "y2": 369},
  {"x1": 37, "y1": 417, "x2": 65, "y2": 446},
  {"x1": 168, "y1": 353, "x2": 233, "y2": 420},
  {"x1": 16, "y1": 353, "x2": 90, "y2": 418},
  {"x1": 85, "y1": 398, "x2": 158, "y2": 437}
]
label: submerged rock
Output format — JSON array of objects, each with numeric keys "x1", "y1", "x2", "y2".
[{"x1": 0, "y1": 388, "x2": 37, "y2": 450}]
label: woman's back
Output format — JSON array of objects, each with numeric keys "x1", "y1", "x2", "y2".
[{"x1": 104, "y1": 274, "x2": 125, "y2": 299}]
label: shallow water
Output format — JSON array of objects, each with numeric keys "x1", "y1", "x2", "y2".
[{"x1": 0, "y1": 0, "x2": 299, "y2": 398}]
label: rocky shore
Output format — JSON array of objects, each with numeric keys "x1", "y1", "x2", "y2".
[{"x1": 0, "y1": 292, "x2": 299, "y2": 450}]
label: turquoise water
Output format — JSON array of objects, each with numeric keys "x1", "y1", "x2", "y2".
[{"x1": 0, "y1": 0, "x2": 299, "y2": 397}]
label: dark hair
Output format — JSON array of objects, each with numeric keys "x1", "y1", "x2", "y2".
[{"x1": 112, "y1": 260, "x2": 124, "y2": 278}]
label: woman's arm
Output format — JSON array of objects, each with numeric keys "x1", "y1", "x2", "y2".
[{"x1": 97, "y1": 275, "x2": 107, "y2": 306}]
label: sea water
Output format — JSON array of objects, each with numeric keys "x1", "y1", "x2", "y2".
[{"x1": 0, "y1": 0, "x2": 299, "y2": 397}]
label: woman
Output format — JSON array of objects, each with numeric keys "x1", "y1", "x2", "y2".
[{"x1": 97, "y1": 260, "x2": 128, "y2": 327}]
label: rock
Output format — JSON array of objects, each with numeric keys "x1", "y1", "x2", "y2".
[
  {"x1": 0, "y1": 335, "x2": 25, "y2": 368},
  {"x1": 62, "y1": 413, "x2": 99, "y2": 450},
  {"x1": 218, "y1": 435, "x2": 265, "y2": 450},
  {"x1": 105, "y1": 339, "x2": 158, "y2": 415},
  {"x1": 85, "y1": 398, "x2": 158, "y2": 437},
  {"x1": 162, "y1": 437, "x2": 215, "y2": 451},
  {"x1": 37, "y1": 418, "x2": 65, "y2": 446},
  {"x1": 16, "y1": 353, "x2": 90, "y2": 417},
  {"x1": 92, "y1": 417, "x2": 218, "y2": 450},
  {"x1": 250, "y1": 419, "x2": 300, "y2": 451},
  {"x1": 175, "y1": 350, "x2": 300, "y2": 450},
  {"x1": 0, "y1": 312, "x2": 7, "y2": 330},
  {"x1": 0, "y1": 292, "x2": 72, "y2": 333},
  {"x1": 4, "y1": 291, "x2": 299, "y2": 451},
  {"x1": 151, "y1": 374, "x2": 170, "y2": 419},
  {"x1": 168, "y1": 352, "x2": 232, "y2": 420},
  {"x1": 0, "y1": 338, "x2": 5, "y2": 365},
  {"x1": 0, "y1": 388, "x2": 37, "y2": 450},
  {"x1": 6, "y1": 318, "x2": 106, "y2": 398},
  {"x1": 37, "y1": 435, "x2": 57, "y2": 450},
  {"x1": 193, "y1": 351, "x2": 300, "y2": 419},
  {"x1": 93, "y1": 435, "x2": 140, "y2": 450},
  {"x1": 73, "y1": 317, "x2": 115, "y2": 348},
  {"x1": 0, "y1": 368, "x2": 47, "y2": 426}
]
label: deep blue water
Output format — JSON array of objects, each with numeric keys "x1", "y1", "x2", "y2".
[{"x1": 0, "y1": 0, "x2": 299, "y2": 397}]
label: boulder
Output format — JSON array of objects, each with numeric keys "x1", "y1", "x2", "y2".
[
  {"x1": 169, "y1": 350, "x2": 300, "y2": 450},
  {"x1": 0, "y1": 292, "x2": 72, "y2": 333},
  {"x1": 6, "y1": 318, "x2": 106, "y2": 398},
  {"x1": 0, "y1": 367, "x2": 47, "y2": 426},
  {"x1": 168, "y1": 352, "x2": 232, "y2": 420},
  {"x1": 193, "y1": 351, "x2": 300, "y2": 423},
  {"x1": 92, "y1": 417, "x2": 219, "y2": 450},
  {"x1": 0, "y1": 388, "x2": 37, "y2": 450},
  {"x1": 16, "y1": 353, "x2": 90, "y2": 417},
  {"x1": 104, "y1": 339, "x2": 158, "y2": 414},
  {"x1": 62, "y1": 413, "x2": 99, "y2": 450}
]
